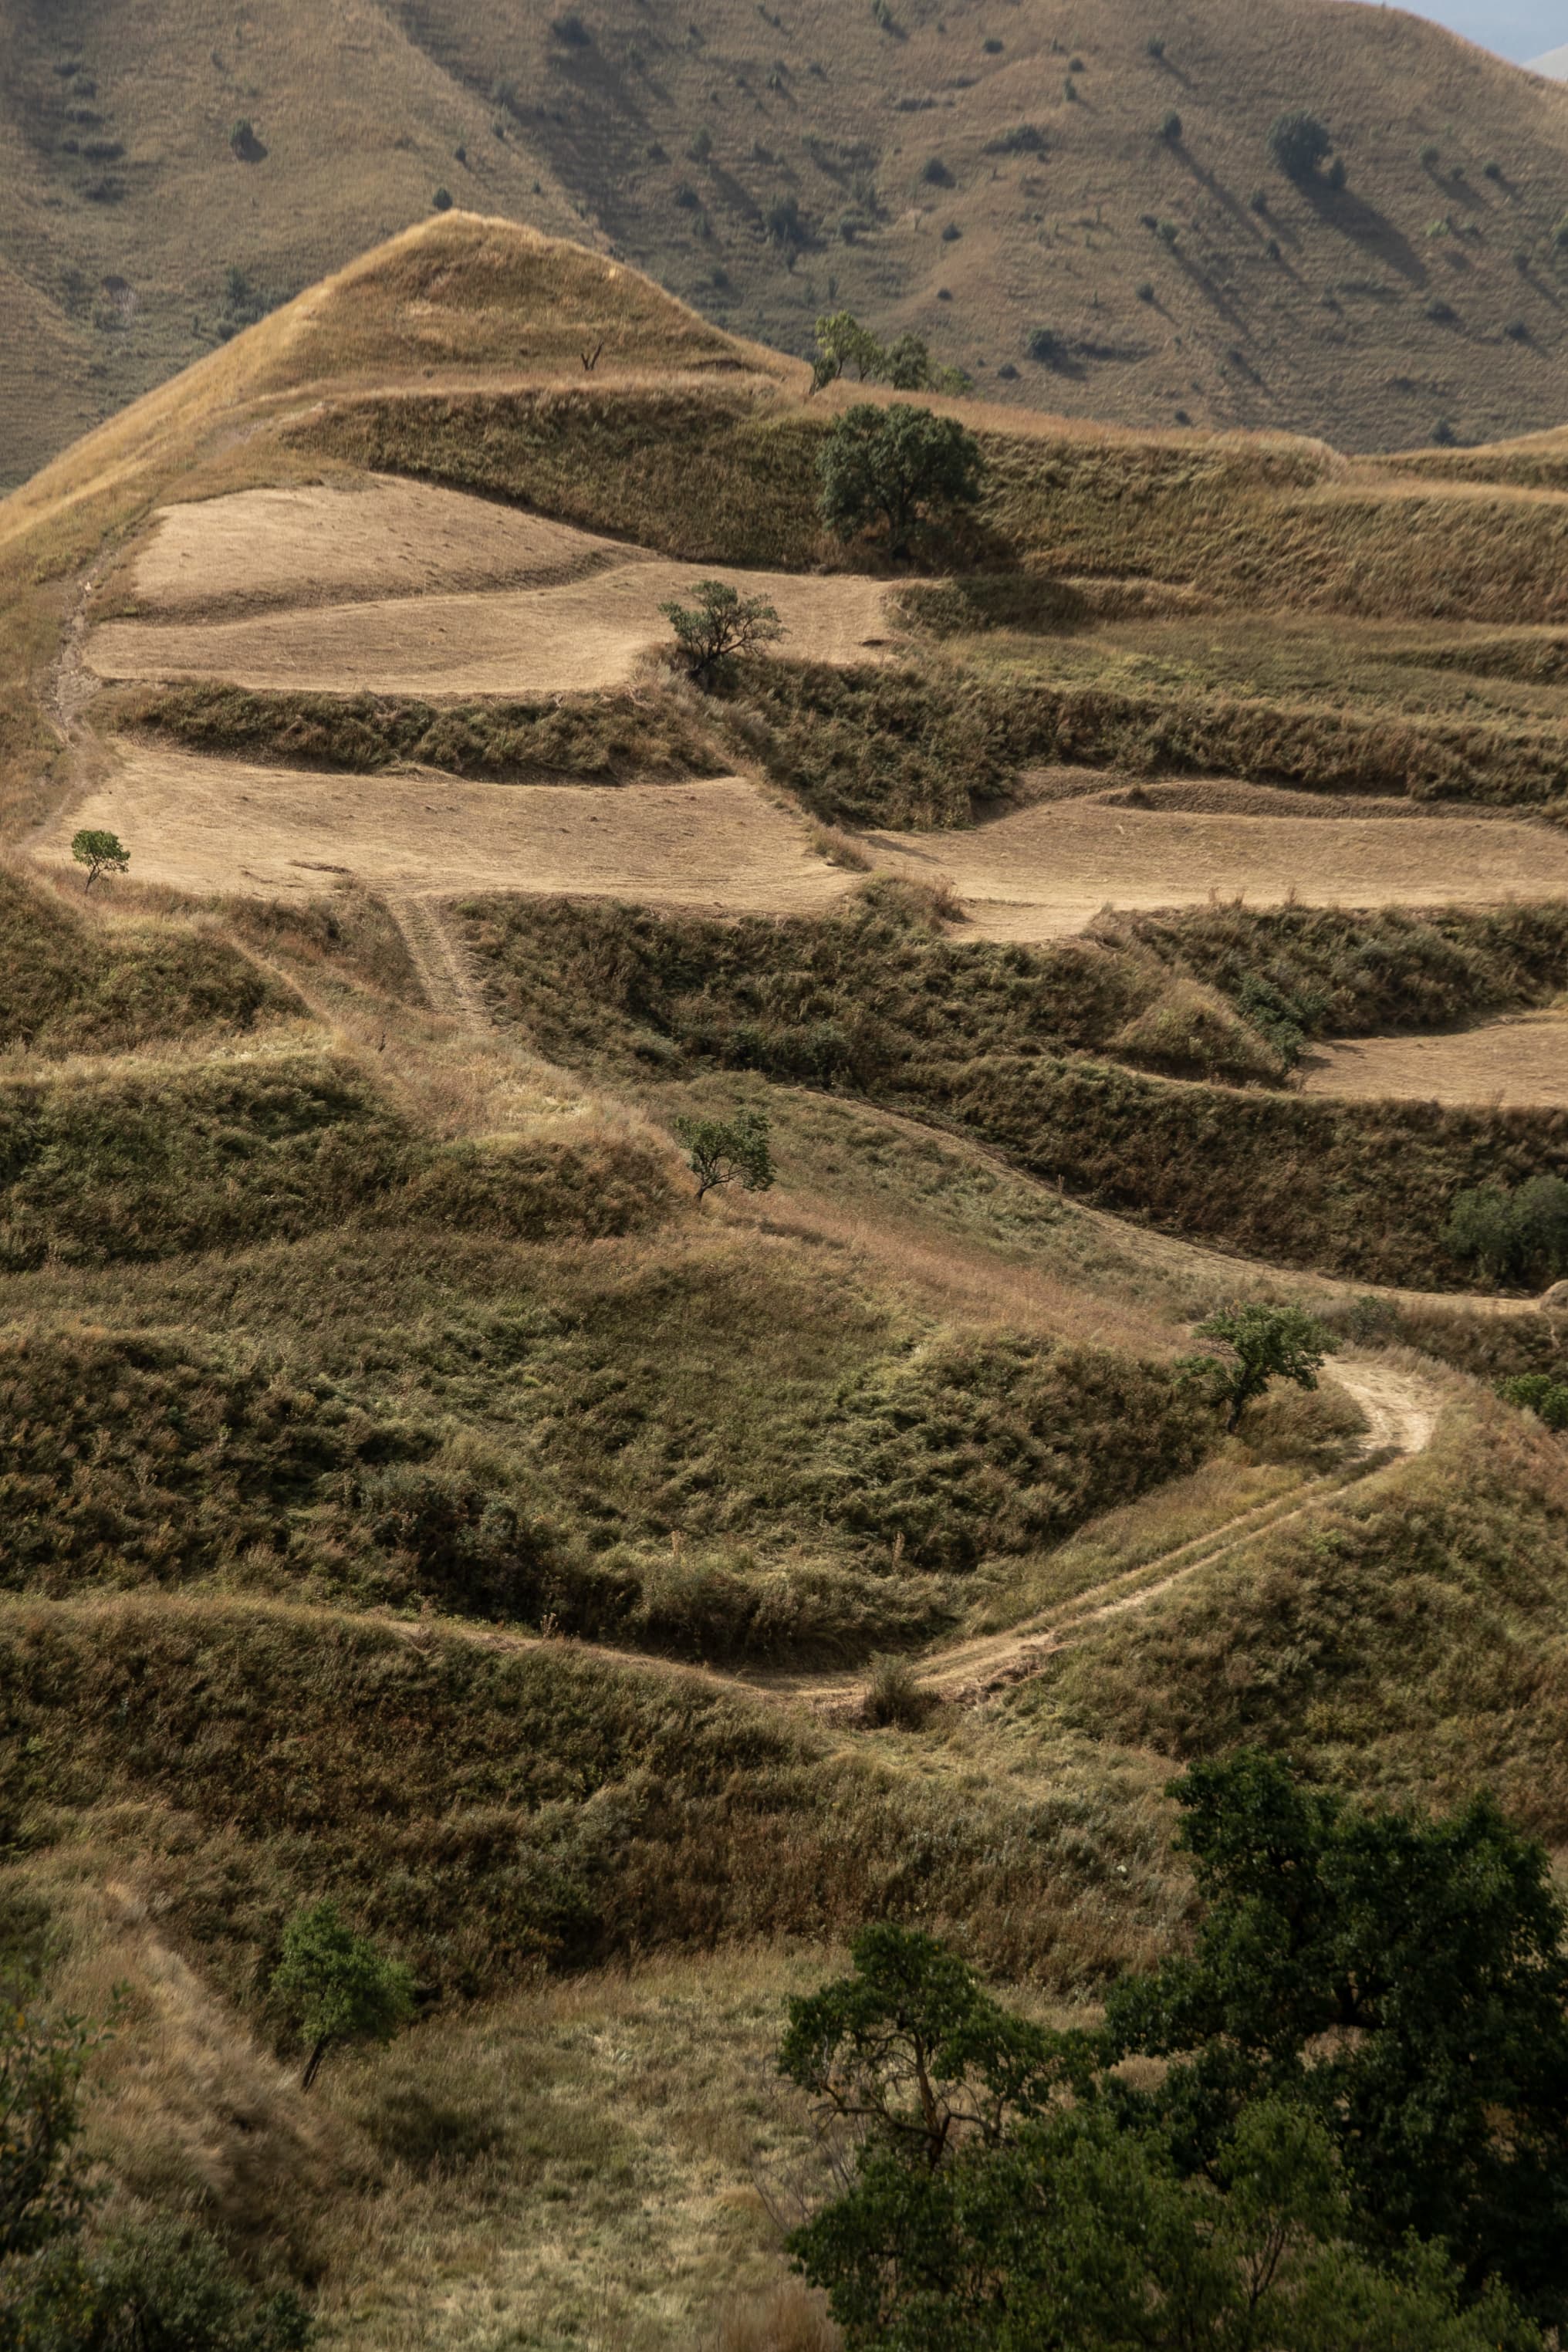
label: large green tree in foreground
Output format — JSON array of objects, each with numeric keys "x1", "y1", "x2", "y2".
[{"x1": 781, "y1": 1756, "x2": 1568, "y2": 2348}]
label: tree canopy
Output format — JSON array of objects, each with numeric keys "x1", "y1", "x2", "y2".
[
  {"x1": 779, "y1": 1756, "x2": 1568, "y2": 2347},
  {"x1": 671, "y1": 1109, "x2": 775, "y2": 1203},
  {"x1": 1268, "y1": 110, "x2": 1333, "y2": 181},
  {"x1": 817, "y1": 404, "x2": 985, "y2": 559},
  {"x1": 1184, "y1": 1303, "x2": 1336, "y2": 1431},
  {"x1": 69, "y1": 830, "x2": 129, "y2": 890},
  {"x1": 269, "y1": 1901, "x2": 414, "y2": 2089},
  {"x1": 659, "y1": 579, "x2": 784, "y2": 685}
]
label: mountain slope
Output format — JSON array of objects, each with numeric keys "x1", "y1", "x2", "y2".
[{"x1": 6, "y1": 0, "x2": 1568, "y2": 492}]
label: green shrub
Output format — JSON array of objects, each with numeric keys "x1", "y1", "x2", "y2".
[
  {"x1": 818, "y1": 403, "x2": 984, "y2": 559},
  {"x1": 1269, "y1": 110, "x2": 1333, "y2": 180},
  {"x1": 1158, "y1": 110, "x2": 1181, "y2": 140},
  {"x1": 1447, "y1": 1174, "x2": 1568, "y2": 1286},
  {"x1": 1499, "y1": 1374, "x2": 1568, "y2": 1431}
]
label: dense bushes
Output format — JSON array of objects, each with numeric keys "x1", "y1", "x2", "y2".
[
  {"x1": 1101, "y1": 901, "x2": 1568, "y2": 1052},
  {"x1": 0, "y1": 1597, "x2": 1188, "y2": 1995},
  {"x1": 0, "y1": 1293, "x2": 1216, "y2": 1654},
  {"x1": 724, "y1": 657, "x2": 1568, "y2": 828},
  {"x1": 292, "y1": 387, "x2": 828, "y2": 569},
  {"x1": 0, "y1": 867, "x2": 289, "y2": 1054},
  {"x1": 465, "y1": 891, "x2": 1568, "y2": 1286},
  {"x1": 113, "y1": 681, "x2": 725, "y2": 786},
  {"x1": 0, "y1": 1058, "x2": 673, "y2": 1270},
  {"x1": 1447, "y1": 1174, "x2": 1568, "y2": 1286},
  {"x1": 463, "y1": 883, "x2": 1290, "y2": 1090}
]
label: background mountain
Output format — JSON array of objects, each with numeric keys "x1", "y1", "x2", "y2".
[{"x1": 5, "y1": 0, "x2": 1568, "y2": 488}]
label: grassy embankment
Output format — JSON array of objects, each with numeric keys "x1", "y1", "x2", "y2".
[{"x1": 463, "y1": 887, "x2": 1568, "y2": 1288}]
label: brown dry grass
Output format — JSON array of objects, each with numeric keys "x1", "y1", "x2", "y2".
[
  {"x1": 89, "y1": 544, "x2": 903, "y2": 696},
  {"x1": 35, "y1": 752, "x2": 856, "y2": 911},
  {"x1": 1302, "y1": 1011, "x2": 1568, "y2": 1107}
]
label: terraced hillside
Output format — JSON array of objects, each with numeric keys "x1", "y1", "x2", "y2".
[
  {"x1": 8, "y1": 0, "x2": 1568, "y2": 490},
  {"x1": 10, "y1": 211, "x2": 1568, "y2": 2346}
]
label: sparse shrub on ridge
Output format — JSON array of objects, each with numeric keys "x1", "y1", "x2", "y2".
[{"x1": 661, "y1": 578, "x2": 784, "y2": 684}]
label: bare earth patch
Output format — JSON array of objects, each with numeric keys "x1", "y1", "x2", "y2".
[
  {"x1": 40, "y1": 746, "x2": 856, "y2": 909},
  {"x1": 126, "y1": 478, "x2": 644, "y2": 619},
  {"x1": 90, "y1": 555, "x2": 901, "y2": 698},
  {"x1": 868, "y1": 798, "x2": 1568, "y2": 939},
  {"x1": 1303, "y1": 1013, "x2": 1568, "y2": 1107}
]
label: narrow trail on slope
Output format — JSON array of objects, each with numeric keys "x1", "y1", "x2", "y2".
[
  {"x1": 742, "y1": 1354, "x2": 1448, "y2": 1719},
  {"x1": 308, "y1": 1353, "x2": 1448, "y2": 1732},
  {"x1": 388, "y1": 893, "x2": 492, "y2": 1032}
]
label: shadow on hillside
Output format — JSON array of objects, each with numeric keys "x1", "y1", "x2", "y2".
[{"x1": 1302, "y1": 182, "x2": 1427, "y2": 287}]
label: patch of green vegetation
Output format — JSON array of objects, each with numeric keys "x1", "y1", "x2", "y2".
[
  {"x1": 463, "y1": 890, "x2": 1568, "y2": 1287},
  {"x1": 112, "y1": 681, "x2": 725, "y2": 786},
  {"x1": 292, "y1": 387, "x2": 828, "y2": 568},
  {"x1": 0, "y1": 1593, "x2": 1185, "y2": 1999},
  {"x1": 745, "y1": 657, "x2": 1568, "y2": 823},
  {"x1": 0, "y1": 1223, "x2": 1216, "y2": 1656},
  {"x1": 0, "y1": 866, "x2": 292, "y2": 1055},
  {"x1": 1102, "y1": 901, "x2": 1568, "y2": 1054},
  {"x1": 0, "y1": 1056, "x2": 671, "y2": 1272},
  {"x1": 1029, "y1": 1394, "x2": 1568, "y2": 1838},
  {"x1": 462, "y1": 880, "x2": 1282, "y2": 1087}
]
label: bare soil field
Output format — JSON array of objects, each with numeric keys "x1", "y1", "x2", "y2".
[
  {"x1": 88, "y1": 555, "x2": 902, "y2": 698},
  {"x1": 46, "y1": 740, "x2": 1568, "y2": 946},
  {"x1": 871, "y1": 796, "x2": 1568, "y2": 940},
  {"x1": 40, "y1": 748, "x2": 855, "y2": 910},
  {"x1": 1303, "y1": 1013, "x2": 1568, "y2": 1107},
  {"x1": 127, "y1": 478, "x2": 644, "y2": 619}
]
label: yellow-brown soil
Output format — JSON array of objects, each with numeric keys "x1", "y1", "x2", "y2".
[
  {"x1": 1303, "y1": 1012, "x2": 1568, "y2": 1107},
  {"x1": 870, "y1": 794, "x2": 1568, "y2": 940},
  {"x1": 127, "y1": 478, "x2": 640, "y2": 619},
  {"x1": 40, "y1": 748, "x2": 855, "y2": 911},
  {"x1": 90, "y1": 542, "x2": 901, "y2": 696}
]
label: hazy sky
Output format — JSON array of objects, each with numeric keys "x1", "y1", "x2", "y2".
[{"x1": 1397, "y1": 0, "x2": 1563, "y2": 60}]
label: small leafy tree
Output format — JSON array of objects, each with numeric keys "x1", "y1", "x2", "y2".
[
  {"x1": 70, "y1": 829, "x2": 129, "y2": 890},
  {"x1": 1447, "y1": 1175, "x2": 1568, "y2": 1286},
  {"x1": 1184, "y1": 1300, "x2": 1335, "y2": 1431},
  {"x1": 671, "y1": 1109, "x2": 774, "y2": 1203},
  {"x1": 1269, "y1": 108, "x2": 1333, "y2": 181},
  {"x1": 270, "y1": 1903, "x2": 414, "y2": 2090},
  {"x1": 660, "y1": 580, "x2": 784, "y2": 684},
  {"x1": 817, "y1": 403, "x2": 984, "y2": 559},
  {"x1": 813, "y1": 310, "x2": 887, "y2": 389}
]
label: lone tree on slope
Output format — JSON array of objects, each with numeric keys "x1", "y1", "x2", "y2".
[
  {"x1": 1186, "y1": 1299, "x2": 1336, "y2": 1431},
  {"x1": 70, "y1": 828, "x2": 129, "y2": 890},
  {"x1": 817, "y1": 402, "x2": 985, "y2": 560},
  {"x1": 270, "y1": 1901, "x2": 414, "y2": 2090},
  {"x1": 672, "y1": 1108, "x2": 775, "y2": 1204},
  {"x1": 1268, "y1": 109, "x2": 1334, "y2": 182},
  {"x1": 661, "y1": 579, "x2": 784, "y2": 686}
]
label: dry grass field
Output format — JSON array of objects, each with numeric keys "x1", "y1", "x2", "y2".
[{"x1": 10, "y1": 208, "x2": 1568, "y2": 2349}]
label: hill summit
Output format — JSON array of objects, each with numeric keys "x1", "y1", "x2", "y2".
[{"x1": 6, "y1": 0, "x2": 1568, "y2": 488}]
